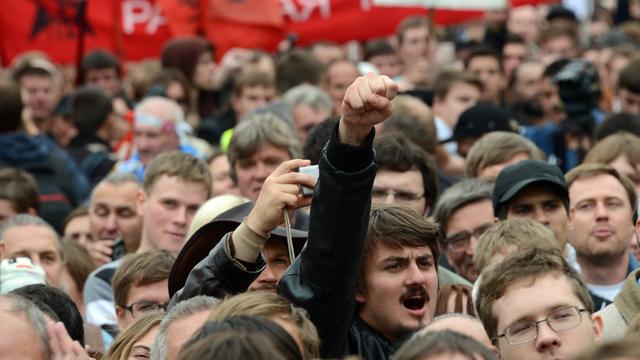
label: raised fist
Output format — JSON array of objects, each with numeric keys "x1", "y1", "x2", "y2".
[{"x1": 339, "y1": 73, "x2": 398, "y2": 146}]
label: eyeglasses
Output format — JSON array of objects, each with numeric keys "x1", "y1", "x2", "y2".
[
  {"x1": 371, "y1": 187, "x2": 424, "y2": 203},
  {"x1": 495, "y1": 306, "x2": 588, "y2": 345},
  {"x1": 121, "y1": 301, "x2": 168, "y2": 318},
  {"x1": 444, "y1": 223, "x2": 493, "y2": 253}
]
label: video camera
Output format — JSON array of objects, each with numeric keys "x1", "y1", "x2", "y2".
[{"x1": 552, "y1": 59, "x2": 601, "y2": 136}]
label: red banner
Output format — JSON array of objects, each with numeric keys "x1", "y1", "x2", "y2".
[
  {"x1": 160, "y1": 0, "x2": 483, "y2": 59},
  {"x1": 0, "y1": 0, "x2": 173, "y2": 65},
  {"x1": 284, "y1": 1, "x2": 482, "y2": 47},
  {"x1": 0, "y1": 0, "x2": 114, "y2": 65},
  {"x1": 0, "y1": 0, "x2": 557, "y2": 66}
]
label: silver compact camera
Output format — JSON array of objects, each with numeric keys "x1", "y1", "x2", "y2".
[{"x1": 299, "y1": 165, "x2": 319, "y2": 197}]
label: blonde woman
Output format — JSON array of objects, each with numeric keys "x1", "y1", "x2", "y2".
[{"x1": 103, "y1": 312, "x2": 163, "y2": 360}]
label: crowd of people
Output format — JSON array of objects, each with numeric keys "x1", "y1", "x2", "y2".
[{"x1": 1, "y1": 1, "x2": 640, "y2": 359}]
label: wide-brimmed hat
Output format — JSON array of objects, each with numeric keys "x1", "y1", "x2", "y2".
[{"x1": 169, "y1": 202, "x2": 307, "y2": 297}]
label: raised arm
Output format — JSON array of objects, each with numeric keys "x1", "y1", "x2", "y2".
[
  {"x1": 278, "y1": 74, "x2": 398, "y2": 358},
  {"x1": 171, "y1": 159, "x2": 317, "y2": 303}
]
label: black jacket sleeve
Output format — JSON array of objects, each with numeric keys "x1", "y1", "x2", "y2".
[
  {"x1": 277, "y1": 124, "x2": 377, "y2": 358},
  {"x1": 170, "y1": 234, "x2": 264, "y2": 306}
]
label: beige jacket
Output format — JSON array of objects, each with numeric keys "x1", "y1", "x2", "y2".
[{"x1": 595, "y1": 269, "x2": 640, "y2": 341}]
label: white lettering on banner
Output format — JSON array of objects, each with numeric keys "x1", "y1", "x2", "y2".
[
  {"x1": 122, "y1": 0, "x2": 167, "y2": 35},
  {"x1": 281, "y1": 0, "x2": 331, "y2": 22}
]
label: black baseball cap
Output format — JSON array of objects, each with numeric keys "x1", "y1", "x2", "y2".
[
  {"x1": 493, "y1": 160, "x2": 569, "y2": 219},
  {"x1": 441, "y1": 102, "x2": 515, "y2": 143}
]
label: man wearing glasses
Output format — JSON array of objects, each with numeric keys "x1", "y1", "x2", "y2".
[
  {"x1": 112, "y1": 249, "x2": 174, "y2": 331},
  {"x1": 433, "y1": 179, "x2": 495, "y2": 282},
  {"x1": 371, "y1": 133, "x2": 438, "y2": 216},
  {"x1": 477, "y1": 248, "x2": 603, "y2": 360},
  {"x1": 372, "y1": 134, "x2": 475, "y2": 288}
]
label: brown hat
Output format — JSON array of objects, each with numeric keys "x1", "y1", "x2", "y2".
[{"x1": 169, "y1": 202, "x2": 307, "y2": 297}]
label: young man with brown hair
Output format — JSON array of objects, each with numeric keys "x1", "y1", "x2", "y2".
[
  {"x1": 198, "y1": 70, "x2": 276, "y2": 145},
  {"x1": 395, "y1": 15, "x2": 435, "y2": 90},
  {"x1": 465, "y1": 131, "x2": 545, "y2": 180},
  {"x1": 372, "y1": 133, "x2": 439, "y2": 216},
  {"x1": 112, "y1": 249, "x2": 175, "y2": 331},
  {"x1": 267, "y1": 75, "x2": 440, "y2": 359},
  {"x1": 82, "y1": 50, "x2": 123, "y2": 97},
  {"x1": 476, "y1": 248, "x2": 603, "y2": 360},
  {"x1": 11, "y1": 57, "x2": 60, "y2": 133},
  {"x1": 0, "y1": 168, "x2": 40, "y2": 223},
  {"x1": 431, "y1": 70, "x2": 482, "y2": 156},
  {"x1": 617, "y1": 58, "x2": 640, "y2": 115},
  {"x1": 66, "y1": 86, "x2": 118, "y2": 186},
  {"x1": 473, "y1": 219, "x2": 560, "y2": 274},
  {"x1": 172, "y1": 74, "x2": 444, "y2": 359},
  {"x1": 136, "y1": 151, "x2": 211, "y2": 253},
  {"x1": 492, "y1": 160, "x2": 572, "y2": 256},
  {"x1": 464, "y1": 46, "x2": 505, "y2": 106},
  {"x1": 565, "y1": 163, "x2": 639, "y2": 309},
  {"x1": 539, "y1": 24, "x2": 579, "y2": 62},
  {"x1": 364, "y1": 39, "x2": 401, "y2": 79},
  {"x1": 583, "y1": 132, "x2": 640, "y2": 193},
  {"x1": 353, "y1": 205, "x2": 440, "y2": 347},
  {"x1": 501, "y1": 33, "x2": 528, "y2": 80},
  {"x1": 85, "y1": 151, "x2": 210, "y2": 347}
]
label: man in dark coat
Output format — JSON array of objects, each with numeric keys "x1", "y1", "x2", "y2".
[{"x1": 171, "y1": 74, "x2": 441, "y2": 359}]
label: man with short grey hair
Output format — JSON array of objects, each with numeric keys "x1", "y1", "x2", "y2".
[
  {"x1": 152, "y1": 295, "x2": 218, "y2": 360},
  {"x1": 433, "y1": 179, "x2": 495, "y2": 282},
  {"x1": 0, "y1": 293, "x2": 50, "y2": 360},
  {"x1": 227, "y1": 110, "x2": 302, "y2": 202},
  {"x1": 282, "y1": 84, "x2": 333, "y2": 143},
  {"x1": 226, "y1": 111, "x2": 308, "y2": 292},
  {"x1": 0, "y1": 214, "x2": 65, "y2": 286}
]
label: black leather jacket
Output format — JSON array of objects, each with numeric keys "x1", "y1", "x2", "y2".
[
  {"x1": 172, "y1": 126, "x2": 397, "y2": 359},
  {"x1": 171, "y1": 233, "x2": 264, "y2": 303},
  {"x1": 278, "y1": 127, "x2": 401, "y2": 360}
]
